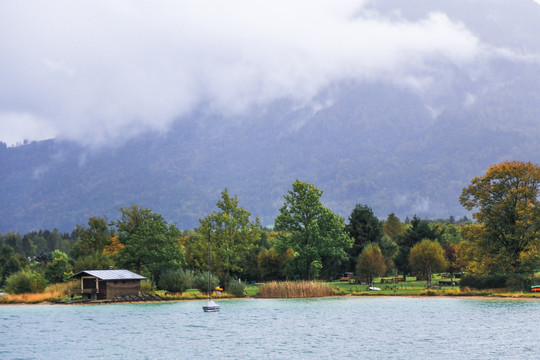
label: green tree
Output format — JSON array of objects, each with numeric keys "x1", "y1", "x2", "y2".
[
  {"x1": 383, "y1": 213, "x2": 405, "y2": 241},
  {"x1": 0, "y1": 245, "x2": 25, "y2": 286},
  {"x1": 395, "y1": 215, "x2": 436, "y2": 277},
  {"x1": 460, "y1": 161, "x2": 540, "y2": 274},
  {"x1": 345, "y1": 204, "x2": 383, "y2": 272},
  {"x1": 72, "y1": 253, "x2": 115, "y2": 273},
  {"x1": 257, "y1": 247, "x2": 295, "y2": 281},
  {"x1": 40, "y1": 229, "x2": 65, "y2": 253},
  {"x1": 44, "y1": 250, "x2": 73, "y2": 283},
  {"x1": 274, "y1": 180, "x2": 353, "y2": 280},
  {"x1": 70, "y1": 217, "x2": 112, "y2": 259},
  {"x1": 21, "y1": 234, "x2": 37, "y2": 258},
  {"x1": 3, "y1": 233, "x2": 22, "y2": 254},
  {"x1": 378, "y1": 234, "x2": 399, "y2": 271},
  {"x1": 31, "y1": 235, "x2": 48, "y2": 255},
  {"x1": 198, "y1": 189, "x2": 261, "y2": 288},
  {"x1": 114, "y1": 205, "x2": 185, "y2": 285},
  {"x1": 356, "y1": 244, "x2": 387, "y2": 287},
  {"x1": 430, "y1": 223, "x2": 462, "y2": 247},
  {"x1": 115, "y1": 204, "x2": 154, "y2": 234},
  {"x1": 242, "y1": 228, "x2": 270, "y2": 282},
  {"x1": 409, "y1": 240, "x2": 448, "y2": 285},
  {"x1": 184, "y1": 232, "x2": 208, "y2": 273},
  {"x1": 457, "y1": 224, "x2": 496, "y2": 274}
]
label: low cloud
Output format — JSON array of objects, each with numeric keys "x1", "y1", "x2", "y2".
[
  {"x1": 0, "y1": 112, "x2": 57, "y2": 146},
  {"x1": 0, "y1": 0, "x2": 531, "y2": 147}
]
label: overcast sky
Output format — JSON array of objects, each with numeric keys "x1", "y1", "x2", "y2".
[{"x1": 1, "y1": 0, "x2": 537, "y2": 147}]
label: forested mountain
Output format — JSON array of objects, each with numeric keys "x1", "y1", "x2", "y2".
[
  {"x1": 2, "y1": 75, "x2": 539, "y2": 233},
  {"x1": 1, "y1": 0, "x2": 540, "y2": 233}
]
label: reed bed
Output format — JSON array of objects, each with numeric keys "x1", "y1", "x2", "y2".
[{"x1": 258, "y1": 281, "x2": 336, "y2": 298}]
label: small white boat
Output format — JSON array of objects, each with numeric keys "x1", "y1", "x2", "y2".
[
  {"x1": 202, "y1": 236, "x2": 220, "y2": 312},
  {"x1": 203, "y1": 300, "x2": 220, "y2": 312},
  {"x1": 367, "y1": 286, "x2": 381, "y2": 291}
]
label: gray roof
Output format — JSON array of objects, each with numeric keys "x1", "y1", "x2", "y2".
[{"x1": 72, "y1": 269, "x2": 146, "y2": 280}]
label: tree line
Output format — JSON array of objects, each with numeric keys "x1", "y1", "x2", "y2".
[{"x1": 1, "y1": 160, "x2": 538, "y2": 293}]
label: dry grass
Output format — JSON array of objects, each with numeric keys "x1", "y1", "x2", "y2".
[
  {"x1": 1, "y1": 292, "x2": 64, "y2": 304},
  {"x1": 0, "y1": 280, "x2": 79, "y2": 304},
  {"x1": 258, "y1": 281, "x2": 336, "y2": 298}
]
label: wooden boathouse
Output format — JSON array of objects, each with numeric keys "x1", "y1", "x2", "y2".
[{"x1": 72, "y1": 270, "x2": 146, "y2": 300}]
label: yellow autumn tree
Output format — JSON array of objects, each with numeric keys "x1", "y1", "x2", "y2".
[
  {"x1": 409, "y1": 240, "x2": 448, "y2": 285},
  {"x1": 460, "y1": 161, "x2": 540, "y2": 274},
  {"x1": 102, "y1": 236, "x2": 125, "y2": 256},
  {"x1": 356, "y1": 243, "x2": 387, "y2": 287}
]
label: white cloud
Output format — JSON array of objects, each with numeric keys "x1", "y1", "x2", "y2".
[
  {"x1": 464, "y1": 93, "x2": 477, "y2": 107},
  {"x1": 0, "y1": 0, "x2": 524, "y2": 147},
  {"x1": 0, "y1": 112, "x2": 57, "y2": 146}
]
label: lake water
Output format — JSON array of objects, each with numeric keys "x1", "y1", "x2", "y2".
[{"x1": 1, "y1": 297, "x2": 539, "y2": 359}]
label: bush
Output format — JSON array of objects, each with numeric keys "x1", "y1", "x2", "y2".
[
  {"x1": 193, "y1": 272, "x2": 219, "y2": 294},
  {"x1": 227, "y1": 278, "x2": 246, "y2": 297},
  {"x1": 140, "y1": 279, "x2": 154, "y2": 294},
  {"x1": 506, "y1": 274, "x2": 532, "y2": 292},
  {"x1": 460, "y1": 273, "x2": 530, "y2": 290},
  {"x1": 158, "y1": 269, "x2": 194, "y2": 293},
  {"x1": 5, "y1": 269, "x2": 48, "y2": 294}
]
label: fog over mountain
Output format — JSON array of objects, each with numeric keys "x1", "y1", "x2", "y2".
[{"x1": 1, "y1": 1, "x2": 540, "y2": 232}]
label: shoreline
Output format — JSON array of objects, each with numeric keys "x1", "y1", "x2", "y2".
[{"x1": 1, "y1": 293, "x2": 539, "y2": 305}]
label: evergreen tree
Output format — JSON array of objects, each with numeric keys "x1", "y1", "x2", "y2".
[
  {"x1": 345, "y1": 204, "x2": 383, "y2": 272},
  {"x1": 395, "y1": 215, "x2": 436, "y2": 276}
]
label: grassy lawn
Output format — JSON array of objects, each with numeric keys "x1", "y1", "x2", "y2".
[
  {"x1": 242, "y1": 276, "x2": 457, "y2": 297},
  {"x1": 245, "y1": 274, "x2": 540, "y2": 298},
  {"x1": 330, "y1": 275, "x2": 460, "y2": 296}
]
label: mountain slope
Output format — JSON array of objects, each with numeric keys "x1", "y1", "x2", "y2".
[{"x1": 1, "y1": 74, "x2": 539, "y2": 233}]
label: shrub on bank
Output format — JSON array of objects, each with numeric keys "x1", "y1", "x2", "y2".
[
  {"x1": 505, "y1": 274, "x2": 532, "y2": 292},
  {"x1": 140, "y1": 279, "x2": 154, "y2": 294},
  {"x1": 460, "y1": 273, "x2": 533, "y2": 291},
  {"x1": 158, "y1": 269, "x2": 194, "y2": 293},
  {"x1": 460, "y1": 274, "x2": 507, "y2": 290},
  {"x1": 193, "y1": 272, "x2": 220, "y2": 294},
  {"x1": 5, "y1": 269, "x2": 48, "y2": 294},
  {"x1": 227, "y1": 279, "x2": 246, "y2": 297}
]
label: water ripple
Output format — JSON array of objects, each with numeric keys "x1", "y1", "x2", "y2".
[{"x1": 0, "y1": 298, "x2": 538, "y2": 359}]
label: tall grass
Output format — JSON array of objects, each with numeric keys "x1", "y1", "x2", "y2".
[
  {"x1": 0, "y1": 280, "x2": 79, "y2": 304},
  {"x1": 258, "y1": 281, "x2": 336, "y2": 298}
]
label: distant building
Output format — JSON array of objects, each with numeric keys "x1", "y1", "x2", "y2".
[{"x1": 72, "y1": 270, "x2": 146, "y2": 300}]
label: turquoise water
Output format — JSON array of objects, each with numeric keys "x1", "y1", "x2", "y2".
[{"x1": 1, "y1": 297, "x2": 538, "y2": 359}]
